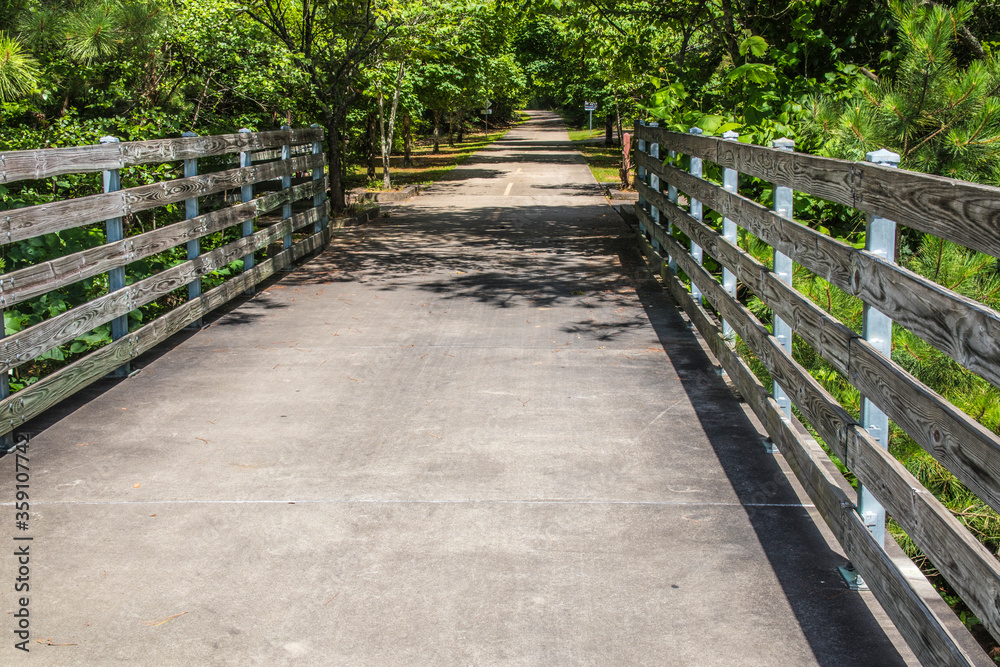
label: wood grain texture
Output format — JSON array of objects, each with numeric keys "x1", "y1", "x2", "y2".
[
  {"x1": 2, "y1": 153, "x2": 323, "y2": 244},
  {"x1": 839, "y1": 508, "x2": 985, "y2": 666},
  {"x1": 0, "y1": 178, "x2": 326, "y2": 307},
  {"x1": 638, "y1": 178, "x2": 855, "y2": 375},
  {"x1": 641, "y1": 177, "x2": 1000, "y2": 518},
  {"x1": 855, "y1": 163, "x2": 1000, "y2": 260},
  {"x1": 640, "y1": 152, "x2": 1000, "y2": 391},
  {"x1": 634, "y1": 216, "x2": 990, "y2": 666},
  {"x1": 848, "y1": 424, "x2": 1000, "y2": 645},
  {"x1": 849, "y1": 337, "x2": 1000, "y2": 515},
  {"x1": 0, "y1": 128, "x2": 323, "y2": 184},
  {"x1": 634, "y1": 221, "x2": 984, "y2": 666},
  {"x1": 636, "y1": 127, "x2": 1000, "y2": 260},
  {"x1": 0, "y1": 202, "x2": 326, "y2": 374}
]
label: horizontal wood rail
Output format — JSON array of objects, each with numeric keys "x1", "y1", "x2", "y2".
[
  {"x1": 634, "y1": 121, "x2": 1000, "y2": 666},
  {"x1": 0, "y1": 127, "x2": 323, "y2": 182},
  {"x1": 0, "y1": 126, "x2": 370, "y2": 439}
]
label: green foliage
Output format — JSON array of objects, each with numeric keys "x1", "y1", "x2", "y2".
[
  {"x1": 0, "y1": 32, "x2": 39, "y2": 101},
  {"x1": 802, "y1": 0, "x2": 1000, "y2": 183}
]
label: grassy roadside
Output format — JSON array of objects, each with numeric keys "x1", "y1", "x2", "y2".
[
  {"x1": 559, "y1": 111, "x2": 631, "y2": 188},
  {"x1": 345, "y1": 113, "x2": 530, "y2": 191}
]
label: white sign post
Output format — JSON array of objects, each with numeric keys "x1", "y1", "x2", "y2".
[
  {"x1": 584, "y1": 101, "x2": 598, "y2": 136},
  {"x1": 482, "y1": 100, "x2": 492, "y2": 137}
]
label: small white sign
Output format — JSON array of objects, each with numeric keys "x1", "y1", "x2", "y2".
[{"x1": 584, "y1": 101, "x2": 597, "y2": 111}]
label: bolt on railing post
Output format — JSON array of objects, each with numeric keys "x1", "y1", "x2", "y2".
[
  {"x1": 100, "y1": 135, "x2": 129, "y2": 377},
  {"x1": 688, "y1": 127, "x2": 704, "y2": 305},
  {"x1": 281, "y1": 125, "x2": 293, "y2": 250},
  {"x1": 857, "y1": 148, "x2": 900, "y2": 551},
  {"x1": 238, "y1": 129, "x2": 255, "y2": 294},
  {"x1": 721, "y1": 131, "x2": 740, "y2": 344},
  {"x1": 182, "y1": 131, "x2": 202, "y2": 329},
  {"x1": 310, "y1": 124, "x2": 327, "y2": 231},
  {"x1": 768, "y1": 138, "x2": 795, "y2": 449}
]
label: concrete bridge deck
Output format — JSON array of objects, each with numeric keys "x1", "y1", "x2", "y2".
[{"x1": 3, "y1": 111, "x2": 912, "y2": 665}]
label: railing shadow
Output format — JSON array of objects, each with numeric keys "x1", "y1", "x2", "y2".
[
  {"x1": 287, "y1": 196, "x2": 908, "y2": 664},
  {"x1": 621, "y1": 248, "x2": 909, "y2": 666}
]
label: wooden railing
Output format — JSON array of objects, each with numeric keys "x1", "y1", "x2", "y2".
[
  {"x1": 633, "y1": 121, "x2": 1000, "y2": 666},
  {"x1": 0, "y1": 126, "x2": 368, "y2": 441}
]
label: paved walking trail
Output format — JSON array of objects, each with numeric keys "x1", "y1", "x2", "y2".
[{"x1": 2, "y1": 111, "x2": 911, "y2": 665}]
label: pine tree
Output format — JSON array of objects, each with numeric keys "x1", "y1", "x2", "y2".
[{"x1": 803, "y1": 0, "x2": 1000, "y2": 185}]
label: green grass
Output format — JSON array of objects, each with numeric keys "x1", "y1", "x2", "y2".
[
  {"x1": 566, "y1": 127, "x2": 605, "y2": 142},
  {"x1": 345, "y1": 116, "x2": 527, "y2": 190}
]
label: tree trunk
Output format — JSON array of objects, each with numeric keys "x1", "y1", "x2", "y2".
[
  {"x1": 432, "y1": 109, "x2": 442, "y2": 153},
  {"x1": 367, "y1": 112, "x2": 377, "y2": 180},
  {"x1": 379, "y1": 62, "x2": 406, "y2": 190},
  {"x1": 403, "y1": 111, "x2": 412, "y2": 167},
  {"x1": 614, "y1": 94, "x2": 623, "y2": 150},
  {"x1": 604, "y1": 113, "x2": 613, "y2": 147},
  {"x1": 457, "y1": 109, "x2": 465, "y2": 143},
  {"x1": 448, "y1": 110, "x2": 455, "y2": 146},
  {"x1": 324, "y1": 115, "x2": 345, "y2": 213}
]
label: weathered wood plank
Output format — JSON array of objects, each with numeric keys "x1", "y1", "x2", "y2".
[
  {"x1": 637, "y1": 217, "x2": 990, "y2": 666},
  {"x1": 849, "y1": 338, "x2": 1000, "y2": 515},
  {"x1": 0, "y1": 202, "x2": 366, "y2": 438},
  {"x1": 0, "y1": 202, "x2": 326, "y2": 373},
  {"x1": 0, "y1": 128, "x2": 324, "y2": 184},
  {"x1": 1, "y1": 153, "x2": 323, "y2": 244},
  {"x1": 637, "y1": 126, "x2": 718, "y2": 163},
  {"x1": 642, "y1": 177, "x2": 1000, "y2": 517},
  {"x1": 855, "y1": 163, "x2": 1000, "y2": 260},
  {"x1": 639, "y1": 178, "x2": 855, "y2": 376},
  {"x1": 637, "y1": 129, "x2": 1000, "y2": 261},
  {"x1": 638, "y1": 205, "x2": 856, "y2": 460},
  {"x1": 840, "y1": 508, "x2": 986, "y2": 665},
  {"x1": 0, "y1": 178, "x2": 326, "y2": 307},
  {"x1": 849, "y1": 252, "x2": 1000, "y2": 390},
  {"x1": 641, "y1": 152, "x2": 1000, "y2": 391},
  {"x1": 848, "y1": 424, "x2": 1000, "y2": 644}
]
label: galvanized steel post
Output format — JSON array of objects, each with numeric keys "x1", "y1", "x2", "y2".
[
  {"x1": 721, "y1": 131, "x2": 740, "y2": 343},
  {"x1": 667, "y1": 149, "x2": 678, "y2": 273},
  {"x1": 281, "y1": 126, "x2": 293, "y2": 249},
  {"x1": 182, "y1": 131, "x2": 202, "y2": 329},
  {"x1": 769, "y1": 137, "x2": 795, "y2": 448},
  {"x1": 858, "y1": 148, "x2": 900, "y2": 548},
  {"x1": 688, "y1": 127, "x2": 704, "y2": 304},
  {"x1": 238, "y1": 129, "x2": 255, "y2": 293},
  {"x1": 310, "y1": 124, "x2": 327, "y2": 231},
  {"x1": 100, "y1": 135, "x2": 129, "y2": 377}
]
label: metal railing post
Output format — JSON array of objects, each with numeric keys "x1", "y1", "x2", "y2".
[
  {"x1": 100, "y1": 135, "x2": 129, "y2": 377},
  {"x1": 0, "y1": 314, "x2": 9, "y2": 451},
  {"x1": 281, "y1": 125, "x2": 293, "y2": 249},
  {"x1": 648, "y1": 140, "x2": 661, "y2": 253},
  {"x1": 310, "y1": 124, "x2": 327, "y2": 231},
  {"x1": 767, "y1": 138, "x2": 795, "y2": 450},
  {"x1": 636, "y1": 121, "x2": 647, "y2": 237},
  {"x1": 688, "y1": 127, "x2": 704, "y2": 304},
  {"x1": 858, "y1": 148, "x2": 900, "y2": 546},
  {"x1": 721, "y1": 131, "x2": 740, "y2": 343},
  {"x1": 238, "y1": 129, "x2": 255, "y2": 294},
  {"x1": 182, "y1": 131, "x2": 202, "y2": 329},
  {"x1": 667, "y1": 149, "x2": 678, "y2": 273}
]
